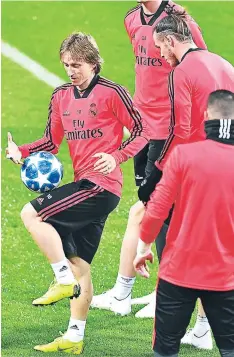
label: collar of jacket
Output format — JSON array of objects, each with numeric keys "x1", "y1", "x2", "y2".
[{"x1": 205, "y1": 119, "x2": 234, "y2": 145}]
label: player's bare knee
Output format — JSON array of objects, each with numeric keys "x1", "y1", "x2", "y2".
[
  {"x1": 69, "y1": 256, "x2": 80, "y2": 266},
  {"x1": 20, "y1": 203, "x2": 38, "y2": 227}
]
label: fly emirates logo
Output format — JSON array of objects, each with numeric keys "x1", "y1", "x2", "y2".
[
  {"x1": 135, "y1": 44, "x2": 162, "y2": 67},
  {"x1": 64, "y1": 119, "x2": 103, "y2": 140}
]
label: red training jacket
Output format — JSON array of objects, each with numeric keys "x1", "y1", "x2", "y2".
[{"x1": 141, "y1": 139, "x2": 234, "y2": 291}]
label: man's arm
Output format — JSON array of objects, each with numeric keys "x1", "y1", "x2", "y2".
[
  {"x1": 156, "y1": 67, "x2": 192, "y2": 170},
  {"x1": 124, "y1": 17, "x2": 132, "y2": 44},
  {"x1": 110, "y1": 86, "x2": 150, "y2": 165},
  {"x1": 140, "y1": 147, "x2": 181, "y2": 244},
  {"x1": 124, "y1": 6, "x2": 138, "y2": 43},
  {"x1": 134, "y1": 148, "x2": 181, "y2": 277},
  {"x1": 18, "y1": 89, "x2": 64, "y2": 158},
  {"x1": 138, "y1": 68, "x2": 191, "y2": 202}
]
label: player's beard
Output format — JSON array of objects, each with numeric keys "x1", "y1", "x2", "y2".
[{"x1": 166, "y1": 49, "x2": 179, "y2": 67}]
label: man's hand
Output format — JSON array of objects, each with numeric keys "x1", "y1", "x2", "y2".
[
  {"x1": 138, "y1": 165, "x2": 162, "y2": 203},
  {"x1": 6, "y1": 132, "x2": 23, "y2": 164},
  {"x1": 134, "y1": 248, "x2": 154, "y2": 279},
  {"x1": 93, "y1": 153, "x2": 116, "y2": 175}
]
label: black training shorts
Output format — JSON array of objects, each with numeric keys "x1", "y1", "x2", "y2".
[{"x1": 30, "y1": 179, "x2": 120, "y2": 264}]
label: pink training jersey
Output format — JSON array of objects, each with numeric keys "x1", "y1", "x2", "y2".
[
  {"x1": 156, "y1": 49, "x2": 234, "y2": 169},
  {"x1": 124, "y1": 1, "x2": 207, "y2": 139},
  {"x1": 19, "y1": 75, "x2": 149, "y2": 197}
]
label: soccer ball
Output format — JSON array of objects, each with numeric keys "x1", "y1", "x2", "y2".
[{"x1": 20, "y1": 151, "x2": 63, "y2": 193}]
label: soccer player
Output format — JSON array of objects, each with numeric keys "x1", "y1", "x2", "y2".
[
  {"x1": 92, "y1": 0, "x2": 207, "y2": 320},
  {"x1": 6, "y1": 32, "x2": 149, "y2": 354},
  {"x1": 134, "y1": 89, "x2": 234, "y2": 357}
]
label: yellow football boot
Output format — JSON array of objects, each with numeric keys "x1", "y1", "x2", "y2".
[
  {"x1": 32, "y1": 280, "x2": 81, "y2": 306},
  {"x1": 34, "y1": 336, "x2": 84, "y2": 354}
]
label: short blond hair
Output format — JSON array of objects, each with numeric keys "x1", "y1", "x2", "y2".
[{"x1": 60, "y1": 32, "x2": 104, "y2": 74}]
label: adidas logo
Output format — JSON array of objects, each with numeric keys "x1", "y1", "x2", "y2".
[
  {"x1": 36, "y1": 197, "x2": 44, "y2": 205},
  {"x1": 70, "y1": 325, "x2": 79, "y2": 330},
  {"x1": 63, "y1": 110, "x2": 70, "y2": 116},
  {"x1": 135, "y1": 174, "x2": 144, "y2": 180},
  {"x1": 122, "y1": 278, "x2": 133, "y2": 283},
  {"x1": 59, "y1": 265, "x2": 68, "y2": 272}
]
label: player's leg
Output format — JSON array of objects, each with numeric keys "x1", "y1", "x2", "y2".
[
  {"x1": 21, "y1": 185, "x2": 82, "y2": 305},
  {"x1": 33, "y1": 184, "x2": 119, "y2": 352},
  {"x1": 92, "y1": 140, "x2": 166, "y2": 314},
  {"x1": 21, "y1": 202, "x2": 68, "y2": 264},
  {"x1": 62, "y1": 217, "x2": 109, "y2": 346},
  {"x1": 91, "y1": 144, "x2": 148, "y2": 311},
  {"x1": 31, "y1": 180, "x2": 119, "y2": 307},
  {"x1": 201, "y1": 289, "x2": 234, "y2": 357},
  {"x1": 34, "y1": 256, "x2": 91, "y2": 355},
  {"x1": 91, "y1": 207, "x2": 158, "y2": 313},
  {"x1": 181, "y1": 298, "x2": 213, "y2": 349},
  {"x1": 119, "y1": 141, "x2": 150, "y2": 277},
  {"x1": 153, "y1": 279, "x2": 198, "y2": 357},
  {"x1": 135, "y1": 139, "x2": 168, "y2": 318},
  {"x1": 118, "y1": 201, "x2": 146, "y2": 277},
  {"x1": 62, "y1": 258, "x2": 92, "y2": 352},
  {"x1": 91, "y1": 200, "x2": 145, "y2": 314},
  {"x1": 34, "y1": 204, "x2": 117, "y2": 353},
  {"x1": 112, "y1": 140, "x2": 165, "y2": 311},
  {"x1": 133, "y1": 143, "x2": 149, "y2": 186}
]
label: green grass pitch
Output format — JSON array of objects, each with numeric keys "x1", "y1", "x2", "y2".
[{"x1": 2, "y1": 2, "x2": 234, "y2": 356}]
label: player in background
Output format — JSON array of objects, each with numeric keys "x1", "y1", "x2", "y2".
[
  {"x1": 138, "y1": 10, "x2": 234, "y2": 349},
  {"x1": 92, "y1": 0, "x2": 206, "y2": 323},
  {"x1": 93, "y1": 8, "x2": 234, "y2": 350},
  {"x1": 137, "y1": 11, "x2": 234, "y2": 350},
  {"x1": 6, "y1": 32, "x2": 149, "y2": 354},
  {"x1": 134, "y1": 89, "x2": 234, "y2": 357}
]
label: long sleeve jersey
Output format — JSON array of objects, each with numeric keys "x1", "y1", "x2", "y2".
[
  {"x1": 19, "y1": 75, "x2": 149, "y2": 197},
  {"x1": 156, "y1": 49, "x2": 234, "y2": 169},
  {"x1": 124, "y1": 1, "x2": 207, "y2": 139},
  {"x1": 140, "y1": 139, "x2": 234, "y2": 291}
]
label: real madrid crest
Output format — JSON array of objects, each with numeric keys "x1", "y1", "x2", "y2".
[{"x1": 89, "y1": 103, "x2": 97, "y2": 117}]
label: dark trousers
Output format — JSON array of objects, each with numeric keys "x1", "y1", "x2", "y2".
[
  {"x1": 153, "y1": 279, "x2": 234, "y2": 357},
  {"x1": 133, "y1": 140, "x2": 166, "y2": 186},
  {"x1": 133, "y1": 140, "x2": 170, "y2": 261}
]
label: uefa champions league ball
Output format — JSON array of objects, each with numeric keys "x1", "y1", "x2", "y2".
[{"x1": 20, "y1": 151, "x2": 63, "y2": 193}]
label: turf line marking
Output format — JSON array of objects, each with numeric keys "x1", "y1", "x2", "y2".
[
  {"x1": 1, "y1": 40, "x2": 129, "y2": 135},
  {"x1": 1, "y1": 40, "x2": 64, "y2": 88}
]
